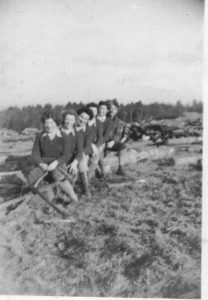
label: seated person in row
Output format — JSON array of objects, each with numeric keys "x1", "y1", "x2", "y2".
[
  {"x1": 75, "y1": 106, "x2": 94, "y2": 197},
  {"x1": 86, "y1": 102, "x2": 103, "y2": 178},
  {"x1": 96, "y1": 100, "x2": 113, "y2": 177},
  {"x1": 60, "y1": 108, "x2": 83, "y2": 185},
  {"x1": 27, "y1": 110, "x2": 78, "y2": 202},
  {"x1": 105, "y1": 99, "x2": 128, "y2": 176}
]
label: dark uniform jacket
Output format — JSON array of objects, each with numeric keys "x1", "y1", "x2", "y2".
[
  {"x1": 76, "y1": 126, "x2": 93, "y2": 155},
  {"x1": 109, "y1": 115, "x2": 125, "y2": 143},
  {"x1": 87, "y1": 118, "x2": 103, "y2": 147},
  {"x1": 61, "y1": 129, "x2": 83, "y2": 163},
  {"x1": 98, "y1": 117, "x2": 112, "y2": 143},
  {"x1": 31, "y1": 131, "x2": 70, "y2": 166}
]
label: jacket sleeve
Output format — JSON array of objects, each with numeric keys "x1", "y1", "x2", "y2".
[
  {"x1": 31, "y1": 134, "x2": 43, "y2": 165},
  {"x1": 57, "y1": 134, "x2": 71, "y2": 166},
  {"x1": 84, "y1": 129, "x2": 93, "y2": 155},
  {"x1": 74, "y1": 131, "x2": 84, "y2": 161},
  {"x1": 112, "y1": 119, "x2": 124, "y2": 143},
  {"x1": 96, "y1": 120, "x2": 104, "y2": 147},
  {"x1": 103, "y1": 119, "x2": 113, "y2": 143}
]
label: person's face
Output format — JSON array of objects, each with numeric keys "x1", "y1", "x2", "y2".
[
  {"x1": 78, "y1": 112, "x2": 90, "y2": 127},
  {"x1": 44, "y1": 118, "x2": 57, "y2": 133},
  {"x1": 64, "y1": 114, "x2": 76, "y2": 129},
  {"x1": 98, "y1": 105, "x2": 108, "y2": 117},
  {"x1": 110, "y1": 104, "x2": 118, "y2": 118},
  {"x1": 89, "y1": 106, "x2": 97, "y2": 118}
]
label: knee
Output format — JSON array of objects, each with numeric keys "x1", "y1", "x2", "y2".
[
  {"x1": 27, "y1": 167, "x2": 43, "y2": 185},
  {"x1": 51, "y1": 169, "x2": 62, "y2": 181}
]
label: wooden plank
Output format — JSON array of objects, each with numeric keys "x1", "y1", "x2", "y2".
[
  {"x1": 0, "y1": 171, "x2": 23, "y2": 176},
  {"x1": 43, "y1": 218, "x2": 76, "y2": 224},
  {"x1": 0, "y1": 193, "x2": 32, "y2": 209},
  {"x1": 0, "y1": 182, "x2": 58, "y2": 209},
  {"x1": 0, "y1": 183, "x2": 21, "y2": 188}
]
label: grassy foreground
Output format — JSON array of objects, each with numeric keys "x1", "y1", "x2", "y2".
[{"x1": 0, "y1": 154, "x2": 201, "y2": 298}]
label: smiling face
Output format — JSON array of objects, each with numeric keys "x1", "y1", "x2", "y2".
[
  {"x1": 44, "y1": 118, "x2": 57, "y2": 133},
  {"x1": 110, "y1": 104, "x2": 118, "y2": 118},
  {"x1": 64, "y1": 113, "x2": 76, "y2": 129},
  {"x1": 98, "y1": 104, "x2": 108, "y2": 118},
  {"x1": 78, "y1": 112, "x2": 90, "y2": 127}
]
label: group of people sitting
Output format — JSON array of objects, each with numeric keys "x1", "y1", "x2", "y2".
[{"x1": 24, "y1": 99, "x2": 129, "y2": 202}]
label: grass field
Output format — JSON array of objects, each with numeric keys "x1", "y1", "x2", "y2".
[{"x1": 0, "y1": 135, "x2": 202, "y2": 297}]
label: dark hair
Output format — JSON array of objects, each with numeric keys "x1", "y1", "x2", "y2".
[
  {"x1": 62, "y1": 109, "x2": 78, "y2": 122},
  {"x1": 41, "y1": 110, "x2": 56, "y2": 124},
  {"x1": 86, "y1": 102, "x2": 98, "y2": 109},
  {"x1": 111, "y1": 99, "x2": 119, "y2": 108},
  {"x1": 77, "y1": 107, "x2": 94, "y2": 120},
  {"x1": 98, "y1": 100, "x2": 109, "y2": 109}
]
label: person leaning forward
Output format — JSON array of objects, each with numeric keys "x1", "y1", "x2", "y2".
[{"x1": 25, "y1": 110, "x2": 78, "y2": 202}]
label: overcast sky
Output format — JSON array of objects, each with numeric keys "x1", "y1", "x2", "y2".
[{"x1": 0, "y1": 0, "x2": 204, "y2": 109}]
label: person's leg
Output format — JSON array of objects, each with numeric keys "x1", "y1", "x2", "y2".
[
  {"x1": 28, "y1": 166, "x2": 45, "y2": 185},
  {"x1": 78, "y1": 154, "x2": 91, "y2": 197},
  {"x1": 88, "y1": 144, "x2": 100, "y2": 179},
  {"x1": 117, "y1": 146, "x2": 127, "y2": 175},
  {"x1": 97, "y1": 144, "x2": 106, "y2": 177},
  {"x1": 51, "y1": 167, "x2": 78, "y2": 202},
  {"x1": 109, "y1": 142, "x2": 127, "y2": 175}
]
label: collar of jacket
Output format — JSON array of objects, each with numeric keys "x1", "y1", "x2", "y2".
[
  {"x1": 42, "y1": 128, "x2": 62, "y2": 140},
  {"x1": 88, "y1": 118, "x2": 96, "y2": 126},
  {"x1": 76, "y1": 125, "x2": 86, "y2": 132},
  {"x1": 61, "y1": 127, "x2": 75, "y2": 136},
  {"x1": 111, "y1": 114, "x2": 119, "y2": 121},
  {"x1": 97, "y1": 116, "x2": 106, "y2": 122}
]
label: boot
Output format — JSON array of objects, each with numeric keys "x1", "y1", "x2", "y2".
[
  {"x1": 99, "y1": 160, "x2": 106, "y2": 177},
  {"x1": 96, "y1": 160, "x2": 105, "y2": 178},
  {"x1": 116, "y1": 165, "x2": 125, "y2": 176},
  {"x1": 80, "y1": 172, "x2": 91, "y2": 198}
]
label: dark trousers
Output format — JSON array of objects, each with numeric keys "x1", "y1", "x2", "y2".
[{"x1": 106, "y1": 141, "x2": 127, "y2": 167}]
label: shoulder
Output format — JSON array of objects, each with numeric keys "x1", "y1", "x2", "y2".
[
  {"x1": 104, "y1": 117, "x2": 112, "y2": 125},
  {"x1": 61, "y1": 131, "x2": 68, "y2": 140},
  {"x1": 86, "y1": 125, "x2": 93, "y2": 133},
  {"x1": 115, "y1": 116, "x2": 124, "y2": 126},
  {"x1": 35, "y1": 131, "x2": 45, "y2": 140},
  {"x1": 96, "y1": 118, "x2": 102, "y2": 126},
  {"x1": 75, "y1": 129, "x2": 83, "y2": 138}
]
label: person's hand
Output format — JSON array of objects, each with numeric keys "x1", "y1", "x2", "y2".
[
  {"x1": 121, "y1": 137, "x2": 127, "y2": 143},
  {"x1": 48, "y1": 160, "x2": 59, "y2": 171},
  {"x1": 107, "y1": 140, "x2": 115, "y2": 148},
  {"x1": 39, "y1": 163, "x2": 48, "y2": 171},
  {"x1": 68, "y1": 160, "x2": 78, "y2": 175},
  {"x1": 91, "y1": 144, "x2": 98, "y2": 156}
]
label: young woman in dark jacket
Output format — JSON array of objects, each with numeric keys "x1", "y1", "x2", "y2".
[
  {"x1": 28, "y1": 110, "x2": 78, "y2": 202},
  {"x1": 61, "y1": 108, "x2": 83, "y2": 180}
]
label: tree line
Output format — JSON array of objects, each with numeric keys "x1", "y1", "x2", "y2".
[{"x1": 0, "y1": 99, "x2": 203, "y2": 132}]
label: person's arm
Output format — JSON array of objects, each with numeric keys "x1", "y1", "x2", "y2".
[
  {"x1": 57, "y1": 135, "x2": 71, "y2": 166},
  {"x1": 96, "y1": 120, "x2": 103, "y2": 147},
  {"x1": 31, "y1": 134, "x2": 43, "y2": 165},
  {"x1": 68, "y1": 132, "x2": 84, "y2": 174},
  {"x1": 112, "y1": 118, "x2": 124, "y2": 143},
  {"x1": 84, "y1": 128, "x2": 93, "y2": 155},
  {"x1": 103, "y1": 118, "x2": 113, "y2": 143},
  {"x1": 75, "y1": 131, "x2": 84, "y2": 161}
]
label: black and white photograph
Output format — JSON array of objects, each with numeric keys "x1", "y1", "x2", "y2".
[{"x1": 0, "y1": 0, "x2": 206, "y2": 298}]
